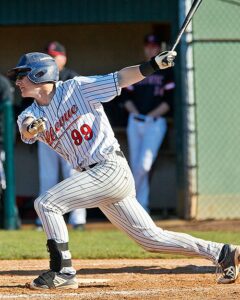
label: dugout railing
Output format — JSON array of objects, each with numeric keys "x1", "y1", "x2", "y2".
[{"x1": 0, "y1": 98, "x2": 19, "y2": 229}]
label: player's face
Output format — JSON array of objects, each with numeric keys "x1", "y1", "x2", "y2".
[
  {"x1": 144, "y1": 44, "x2": 161, "y2": 60},
  {"x1": 53, "y1": 55, "x2": 67, "y2": 71},
  {"x1": 15, "y1": 75, "x2": 40, "y2": 98}
]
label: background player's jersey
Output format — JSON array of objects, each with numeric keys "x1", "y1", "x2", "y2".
[
  {"x1": 17, "y1": 73, "x2": 121, "y2": 169},
  {"x1": 123, "y1": 69, "x2": 175, "y2": 116},
  {"x1": 59, "y1": 67, "x2": 78, "y2": 82}
]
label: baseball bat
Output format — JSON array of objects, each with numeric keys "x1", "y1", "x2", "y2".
[{"x1": 171, "y1": 0, "x2": 203, "y2": 51}]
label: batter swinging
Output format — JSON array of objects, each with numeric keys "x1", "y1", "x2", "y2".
[{"x1": 8, "y1": 51, "x2": 240, "y2": 289}]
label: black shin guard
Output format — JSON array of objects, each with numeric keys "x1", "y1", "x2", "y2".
[
  {"x1": 218, "y1": 244, "x2": 229, "y2": 264},
  {"x1": 47, "y1": 239, "x2": 72, "y2": 272}
]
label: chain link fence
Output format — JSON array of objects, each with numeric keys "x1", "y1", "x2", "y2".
[{"x1": 183, "y1": 0, "x2": 240, "y2": 219}]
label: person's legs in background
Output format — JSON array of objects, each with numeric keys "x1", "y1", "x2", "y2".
[
  {"x1": 129, "y1": 117, "x2": 167, "y2": 211},
  {"x1": 68, "y1": 209, "x2": 86, "y2": 230},
  {"x1": 36, "y1": 142, "x2": 59, "y2": 229},
  {"x1": 127, "y1": 114, "x2": 142, "y2": 170},
  {"x1": 61, "y1": 158, "x2": 87, "y2": 230}
]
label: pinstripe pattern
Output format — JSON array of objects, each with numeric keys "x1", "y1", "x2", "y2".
[
  {"x1": 34, "y1": 154, "x2": 134, "y2": 241},
  {"x1": 100, "y1": 194, "x2": 222, "y2": 262},
  {"x1": 17, "y1": 73, "x2": 121, "y2": 169},
  {"x1": 34, "y1": 154, "x2": 223, "y2": 263},
  {"x1": 18, "y1": 72, "x2": 223, "y2": 268}
]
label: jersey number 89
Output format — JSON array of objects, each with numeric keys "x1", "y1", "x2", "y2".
[{"x1": 71, "y1": 124, "x2": 93, "y2": 146}]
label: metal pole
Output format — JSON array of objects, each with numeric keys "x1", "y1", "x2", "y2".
[
  {"x1": 2, "y1": 99, "x2": 18, "y2": 229},
  {"x1": 179, "y1": 0, "x2": 198, "y2": 219}
]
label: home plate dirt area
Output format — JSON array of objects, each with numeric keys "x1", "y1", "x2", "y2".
[{"x1": 1, "y1": 259, "x2": 240, "y2": 299}]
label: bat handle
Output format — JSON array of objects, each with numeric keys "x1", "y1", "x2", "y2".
[
  {"x1": 171, "y1": 38, "x2": 180, "y2": 52},
  {"x1": 162, "y1": 51, "x2": 174, "y2": 66},
  {"x1": 162, "y1": 57, "x2": 168, "y2": 65}
]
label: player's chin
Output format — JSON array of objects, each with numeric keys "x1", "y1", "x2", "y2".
[{"x1": 21, "y1": 89, "x2": 29, "y2": 98}]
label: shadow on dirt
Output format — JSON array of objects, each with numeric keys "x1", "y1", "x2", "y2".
[
  {"x1": 77, "y1": 265, "x2": 215, "y2": 275},
  {"x1": 0, "y1": 265, "x2": 216, "y2": 276},
  {"x1": 0, "y1": 285, "x2": 26, "y2": 288}
]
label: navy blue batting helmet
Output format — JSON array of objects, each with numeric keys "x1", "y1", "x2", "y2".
[{"x1": 7, "y1": 52, "x2": 59, "y2": 83}]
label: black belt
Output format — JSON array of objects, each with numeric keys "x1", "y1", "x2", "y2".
[
  {"x1": 81, "y1": 163, "x2": 98, "y2": 172},
  {"x1": 81, "y1": 151, "x2": 124, "y2": 171},
  {"x1": 134, "y1": 115, "x2": 158, "y2": 122}
]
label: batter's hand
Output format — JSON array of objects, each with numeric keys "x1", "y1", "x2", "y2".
[
  {"x1": 155, "y1": 51, "x2": 177, "y2": 69},
  {"x1": 27, "y1": 118, "x2": 46, "y2": 135}
]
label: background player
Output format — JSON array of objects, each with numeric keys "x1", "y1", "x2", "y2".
[
  {"x1": 124, "y1": 33, "x2": 175, "y2": 212},
  {"x1": 0, "y1": 73, "x2": 13, "y2": 217},
  {"x1": 8, "y1": 50, "x2": 240, "y2": 289},
  {"x1": 36, "y1": 41, "x2": 86, "y2": 230}
]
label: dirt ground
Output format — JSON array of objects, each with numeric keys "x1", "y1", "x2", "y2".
[
  {"x1": 2, "y1": 220, "x2": 240, "y2": 299},
  {"x1": 0, "y1": 258, "x2": 240, "y2": 300}
]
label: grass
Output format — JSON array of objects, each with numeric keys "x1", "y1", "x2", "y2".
[{"x1": 0, "y1": 228, "x2": 240, "y2": 260}]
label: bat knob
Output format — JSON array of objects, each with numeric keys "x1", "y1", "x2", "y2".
[{"x1": 156, "y1": 51, "x2": 177, "y2": 69}]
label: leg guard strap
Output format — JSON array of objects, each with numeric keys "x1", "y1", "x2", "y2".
[
  {"x1": 36, "y1": 270, "x2": 56, "y2": 288},
  {"x1": 47, "y1": 239, "x2": 72, "y2": 272}
]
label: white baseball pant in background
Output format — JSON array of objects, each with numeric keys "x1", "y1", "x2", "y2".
[{"x1": 127, "y1": 114, "x2": 167, "y2": 211}]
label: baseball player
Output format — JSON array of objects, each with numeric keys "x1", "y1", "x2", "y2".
[
  {"x1": 123, "y1": 33, "x2": 175, "y2": 211},
  {"x1": 36, "y1": 41, "x2": 86, "y2": 230},
  {"x1": 8, "y1": 51, "x2": 240, "y2": 289},
  {"x1": 0, "y1": 73, "x2": 13, "y2": 212}
]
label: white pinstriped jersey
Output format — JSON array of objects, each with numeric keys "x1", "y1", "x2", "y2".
[{"x1": 17, "y1": 72, "x2": 121, "y2": 169}]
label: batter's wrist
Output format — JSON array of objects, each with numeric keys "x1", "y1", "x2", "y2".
[{"x1": 139, "y1": 57, "x2": 160, "y2": 77}]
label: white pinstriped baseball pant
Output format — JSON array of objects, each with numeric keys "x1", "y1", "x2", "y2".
[{"x1": 34, "y1": 153, "x2": 223, "y2": 263}]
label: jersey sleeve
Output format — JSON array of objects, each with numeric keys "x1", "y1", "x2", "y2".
[
  {"x1": 17, "y1": 106, "x2": 38, "y2": 144},
  {"x1": 76, "y1": 72, "x2": 121, "y2": 103}
]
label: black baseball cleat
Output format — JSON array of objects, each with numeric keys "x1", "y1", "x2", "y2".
[
  {"x1": 26, "y1": 270, "x2": 78, "y2": 289},
  {"x1": 217, "y1": 244, "x2": 240, "y2": 284}
]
